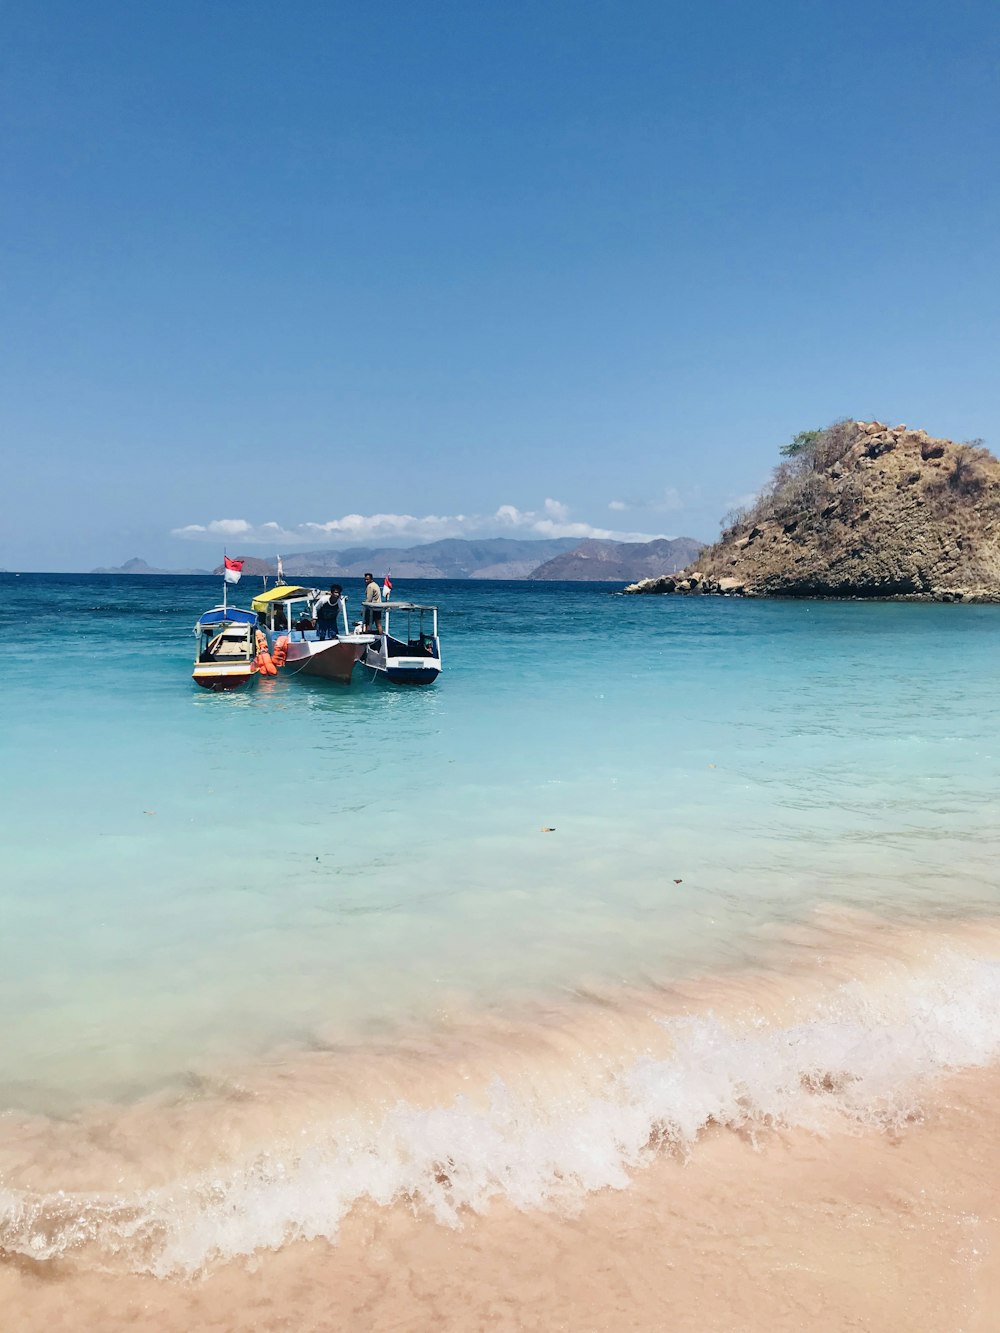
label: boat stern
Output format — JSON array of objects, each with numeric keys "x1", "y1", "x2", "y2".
[{"x1": 191, "y1": 662, "x2": 258, "y2": 691}]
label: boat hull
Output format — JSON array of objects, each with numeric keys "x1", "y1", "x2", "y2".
[
  {"x1": 281, "y1": 638, "x2": 367, "y2": 683},
  {"x1": 362, "y1": 642, "x2": 442, "y2": 686},
  {"x1": 374, "y1": 664, "x2": 441, "y2": 685},
  {"x1": 360, "y1": 614, "x2": 442, "y2": 687},
  {"x1": 192, "y1": 606, "x2": 260, "y2": 691},
  {"x1": 192, "y1": 664, "x2": 257, "y2": 691}
]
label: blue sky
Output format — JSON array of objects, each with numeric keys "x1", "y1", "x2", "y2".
[{"x1": 2, "y1": 0, "x2": 999, "y2": 569}]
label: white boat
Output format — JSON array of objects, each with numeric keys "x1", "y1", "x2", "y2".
[
  {"x1": 192, "y1": 605, "x2": 260, "y2": 691},
  {"x1": 361, "y1": 601, "x2": 441, "y2": 685},
  {"x1": 252, "y1": 584, "x2": 375, "y2": 683}
]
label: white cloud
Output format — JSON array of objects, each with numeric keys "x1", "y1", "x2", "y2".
[
  {"x1": 173, "y1": 517, "x2": 257, "y2": 538},
  {"x1": 606, "y1": 487, "x2": 685, "y2": 514},
  {"x1": 172, "y1": 500, "x2": 667, "y2": 546}
]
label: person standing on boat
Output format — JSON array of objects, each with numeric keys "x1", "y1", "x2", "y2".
[
  {"x1": 363, "y1": 572, "x2": 382, "y2": 632},
  {"x1": 315, "y1": 584, "x2": 344, "y2": 640}
]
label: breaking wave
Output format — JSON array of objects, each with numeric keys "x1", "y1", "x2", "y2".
[{"x1": 3, "y1": 946, "x2": 1000, "y2": 1277}]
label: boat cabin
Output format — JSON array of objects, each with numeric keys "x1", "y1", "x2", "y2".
[
  {"x1": 251, "y1": 585, "x2": 352, "y2": 642},
  {"x1": 191, "y1": 604, "x2": 260, "y2": 690},
  {"x1": 194, "y1": 606, "x2": 258, "y2": 663},
  {"x1": 362, "y1": 602, "x2": 441, "y2": 685}
]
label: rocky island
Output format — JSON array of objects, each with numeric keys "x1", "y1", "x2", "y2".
[
  {"x1": 626, "y1": 420, "x2": 1000, "y2": 602},
  {"x1": 90, "y1": 557, "x2": 210, "y2": 575}
]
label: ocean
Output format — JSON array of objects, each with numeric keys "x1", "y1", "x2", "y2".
[{"x1": 2, "y1": 573, "x2": 1000, "y2": 1330}]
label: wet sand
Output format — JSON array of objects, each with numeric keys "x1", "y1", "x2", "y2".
[
  {"x1": 4, "y1": 1061, "x2": 999, "y2": 1332},
  {"x1": 3, "y1": 912, "x2": 1000, "y2": 1331}
]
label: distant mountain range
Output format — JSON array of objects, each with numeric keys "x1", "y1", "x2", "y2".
[
  {"x1": 214, "y1": 536, "x2": 706, "y2": 581},
  {"x1": 528, "y1": 537, "x2": 704, "y2": 581},
  {"x1": 90, "y1": 557, "x2": 211, "y2": 575},
  {"x1": 92, "y1": 536, "x2": 706, "y2": 582},
  {"x1": 233, "y1": 538, "x2": 584, "y2": 580}
]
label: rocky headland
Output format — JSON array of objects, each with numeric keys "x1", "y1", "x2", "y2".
[{"x1": 626, "y1": 420, "x2": 1000, "y2": 601}]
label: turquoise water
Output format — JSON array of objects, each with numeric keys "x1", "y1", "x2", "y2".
[{"x1": 3, "y1": 573, "x2": 1000, "y2": 1111}]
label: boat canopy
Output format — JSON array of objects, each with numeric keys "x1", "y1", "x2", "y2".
[
  {"x1": 378, "y1": 602, "x2": 436, "y2": 613},
  {"x1": 196, "y1": 606, "x2": 258, "y2": 627},
  {"x1": 251, "y1": 585, "x2": 311, "y2": 613}
]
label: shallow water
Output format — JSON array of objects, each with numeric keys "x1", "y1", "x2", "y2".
[
  {"x1": 2, "y1": 574, "x2": 1000, "y2": 1324},
  {"x1": 4, "y1": 575, "x2": 1000, "y2": 1106}
]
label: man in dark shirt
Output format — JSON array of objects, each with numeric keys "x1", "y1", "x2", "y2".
[{"x1": 315, "y1": 584, "x2": 344, "y2": 640}]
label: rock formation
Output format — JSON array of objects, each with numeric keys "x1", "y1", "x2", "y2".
[{"x1": 626, "y1": 420, "x2": 1000, "y2": 601}]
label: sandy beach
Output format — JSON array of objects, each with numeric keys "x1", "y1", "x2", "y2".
[
  {"x1": 4, "y1": 912, "x2": 1000, "y2": 1331},
  {"x1": 4, "y1": 1067, "x2": 998, "y2": 1331}
]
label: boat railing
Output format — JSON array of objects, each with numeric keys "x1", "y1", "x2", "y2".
[{"x1": 379, "y1": 603, "x2": 439, "y2": 643}]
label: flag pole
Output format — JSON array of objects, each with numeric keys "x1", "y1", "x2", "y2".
[{"x1": 223, "y1": 548, "x2": 228, "y2": 614}]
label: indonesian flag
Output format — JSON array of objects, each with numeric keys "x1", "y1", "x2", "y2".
[
  {"x1": 224, "y1": 555, "x2": 244, "y2": 585},
  {"x1": 382, "y1": 573, "x2": 392, "y2": 599}
]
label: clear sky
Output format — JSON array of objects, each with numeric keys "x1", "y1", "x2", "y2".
[{"x1": 3, "y1": 0, "x2": 999, "y2": 569}]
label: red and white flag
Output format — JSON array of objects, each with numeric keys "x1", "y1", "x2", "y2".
[
  {"x1": 382, "y1": 573, "x2": 392, "y2": 599},
  {"x1": 224, "y1": 555, "x2": 244, "y2": 585}
]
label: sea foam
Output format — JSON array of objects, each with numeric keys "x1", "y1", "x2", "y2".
[{"x1": 2, "y1": 947, "x2": 999, "y2": 1277}]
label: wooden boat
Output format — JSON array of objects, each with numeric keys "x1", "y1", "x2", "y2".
[
  {"x1": 252, "y1": 585, "x2": 375, "y2": 683},
  {"x1": 362, "y1": 601, "x2": 441, "y2": 685},
  {"x1": 192, "y1": 605, "x2": 260, "y2": 690}
]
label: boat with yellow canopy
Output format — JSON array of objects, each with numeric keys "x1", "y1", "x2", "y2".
[{"x1": 252, "y1": 584, "x2": 375, "y2": 683}]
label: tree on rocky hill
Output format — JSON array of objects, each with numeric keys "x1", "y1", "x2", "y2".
[
  {"x1": 629, "y1": 419, "x2": 1000, "y2": 602},
  {"x1": 779, "y1": 429, "x2": 822, "y2": 458}
]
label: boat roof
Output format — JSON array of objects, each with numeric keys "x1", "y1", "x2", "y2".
[
  {"x1": 251, "y1": 584, "x2": 312, "y2": 612},
  {"x1": 196, "y1": 606, "x2": 258, "y2": 627},
  {"x1": 247, "y1": 587, "x2": 436, "y2": 615}
]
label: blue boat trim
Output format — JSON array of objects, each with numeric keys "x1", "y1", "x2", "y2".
[{"x1": 195, "y1": 606, "x2": 258, "y2": 627}]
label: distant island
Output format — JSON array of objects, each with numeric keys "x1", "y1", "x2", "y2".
[
  {"x1": 214, "y1": 538, "x2": 581, "y2": 580},
  {"x1": 529, "y1": 537, "x2": 703, "y2": 581},
  {"x1": 90, "y1": 557, "x2": 211, "y2": 575},
  {"x1": 626, "y1": 420, "x2": 1000, "y2": 602},
  {"x1": 92, "y1": 537, "x2": 705, "y2": 583},
  {"x1": 205, "y1": 536, "x2": 705, "y2": 582}
]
